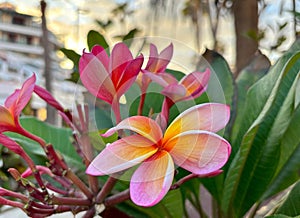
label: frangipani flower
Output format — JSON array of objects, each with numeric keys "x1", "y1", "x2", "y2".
[
  {"x1": 79, "y1": 43, "x2": 144, "y2": 122},
  {"x1": 137, "y1": 43, "x2": 173, "y2": 94},
  {"x1": 0, "y1": 74, "x2": 35, "y2": 134},
  {"x1": 146, "y1": 68, "x2": 211, "y2": 103},
  {"x1": 86, "y1": 103, "x2": 231, "y2": 206}
]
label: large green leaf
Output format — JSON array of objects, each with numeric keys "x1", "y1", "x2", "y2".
[
  {"x1": 222, "y1": 51, "x2": 300, "y2": 217},
  {"x1": 17, "y1": 117, "x2": 84, "y2": 171},
  {"x1": 261, "y1": 104, "x2": 300, "y2": 200},
  {"x1": 276, "y1": 181, "x2": 300, "y2": 216},
  {"x1": 231, "y1": 51, "x2": 270, "y2": 142}
]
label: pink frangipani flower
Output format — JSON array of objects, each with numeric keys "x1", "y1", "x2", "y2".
[
  {"x1": 0, "y1": 74, "x2": 35, "y2": 134},
  {"x1": 79, "y1": 43, "x2": 144, "y2": 122},
  {"x1": 146, "y1": 68, "x2": 211, "y2": 103},
  {"x1": 137, "y1": 43, "x2": 174, "y2": 94},
  {"x1": 86, "y1": 103, "x2": 231, "y2": 207}
]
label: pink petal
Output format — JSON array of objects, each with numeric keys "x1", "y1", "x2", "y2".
[
  {"x1": 86, "y1": 135, "x2": 158, "y2": 176},
  {"x1": 102, "y1": 116, "x2": 163, "y2": 144},
  {"x1": 115, "y1": 54, "x2": 144, "y2": 97},
  {"x1": 143, "y1": 71, "x2": 177, "y2": 87},
  {"x1": 166, "y1": 131, "x2": 231, "y2": 175},
  {"x1": 79, "y1": 50, "x2": 115, "y2": 104},
  {"x1": 179, "y1": 69, "x2": 210, "y2": 100},
  {"x1": 91, "y1": 45, "x2": 109, "y2": 72},
  {"x1": 164, "y1": 103, "x2": 230, "y2": 142},
  {"x1": 145, "y1": 43, "x2": 159, "y2": 71},
  {"x1": 145, "y1": 43, "x2": 173, "y2": 73},
  {"x1": 5, "y1": 74, "x2": 36, "y2": 117},
  {"x1": 110, "y1": 42, "x2": 133, "y2": 87},
  {"x1": 130, "y1": 150, "x2": 174, "y2": 207},
  {"x1": 161, "y1": 84, "x2": 187, "y2": 102},
  {"x1": 0, "y1": 134, "x2": 23, "y2": 155},
  {"x1": 34, "y1": 85, "x2": 64, "y2": 112},
  {"x1": 0, "y1": 106, "x2": 15, "y2": 132},
  {"x1": 156, "y1": 43, "x2": 173, "y2": 73}
]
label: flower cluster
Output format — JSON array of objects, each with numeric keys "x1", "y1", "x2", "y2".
[
  {"x1": 80, "y1": 43, "x2": 231, "y2": 206},
  {"x1": 0, "y1": 42, "x2": 231, "y2": 217}
]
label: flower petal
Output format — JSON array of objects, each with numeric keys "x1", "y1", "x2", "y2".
[
  {"x1": 79, "y1": 49, "x2": 115, "y2": 104},
  {"x1": 130, "y1": 150, "x2": 174, "y2": 207},
  {"x1": 166, "y1": 130, "x2": 231, "y2": 175},
  {"x1": 145, "y1": 43, "x2": 159, "y2": 71},
  {"x1": 34, "y1": 85, "x2": 64, "y2": 112},
  {"x1": 143, "y1": 71, "x2": 177, "y2": 87},
  {"x1": 0, "y1": 106, "x2": 15, "y2": 131},
  {"x1": 5, "y1": 74, "x2": 36, "y2": 117},
  {"x1": 155, "y1": 43, "x2": 173, "y2": 73},
  {"x1": 0, "y1": 134, "x2": 23, "y2": 155},
  {"x1": 145, "y1": 43, "x2": 173, "y2": 73},
  {"x1": 115, "y1": 54, "x2": 144, "y2": 97},
  {"x1": 164, "y1": 103, "x2": 230, "y2": 142},
  {"x1": 86, "y1": 135, "x2": 158, "y2": 176},
  {"x1": 161, "y1": 83, "x2": 187, "y2": 102},
  {"x1": 110, "y1": 42, "x2": 134, "y2": 87},
  {"x1": 91, "y1": 45, "x2": 109, "y2": 72},
  {"x1": 102, "y1": 116, "x2": 163, "y2": 144},
  {"x1": 179, "y1": 69, "x2": 210, "y2": 100}
]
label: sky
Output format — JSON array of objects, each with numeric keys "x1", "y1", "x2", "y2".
[{"x1": 1, "y1": 0, "x2": 298, "y2": 68}]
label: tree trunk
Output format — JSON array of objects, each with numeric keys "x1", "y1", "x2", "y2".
[
  {"x1": 41, "y1": 0, "x2": 57, "y2": 125},
  {"x1": 233, "y1": 0, "x2": 258, "y2": 77}
]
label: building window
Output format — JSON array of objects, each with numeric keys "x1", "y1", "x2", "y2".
[
  {"x1": 8, "y1": 33, "x2": 17, "y2": 42},
  {"x1": 12, "y1": 16, "x2": 25, "y2": 25},
  {"x1": 26, "y1": 36, "x2": 33, "y2": 45}
]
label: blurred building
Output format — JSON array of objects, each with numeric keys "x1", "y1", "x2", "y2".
[{"x1": 0, "y1": 2, "x2": 82, "y2": 118}]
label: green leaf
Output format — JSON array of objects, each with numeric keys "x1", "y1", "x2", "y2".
[
  {"x1": 129, "y1": 92, "x2": 164, "y2": 117},
  {"x1": 60, "y1": 48, "x2": 81, "y2": 83},
  {"x1": 60, "y1": 48, "x2": 80, "y2": 66},
  {"x1": 89, "y1": 129, "x2": 118, "y2": 151},
  {"x1": 287, "y1": 38, "x2": 300, "y2": 54},
  {"x1": 276, "y1": 181, "x2": 300, "y2": 216},
  {"x1": 203, "y1": 49, "x2": 235, "y2": 108},
  {"x1": 119, "y1": 189, "x2": 183, "y2": 218},
  {"x1": 261, "y1": 104, "x2": 300, "y2": 200},
  {"x1": 266, "y1": 215, "x2": 296, "y2": 218},
  {"x1": 165, "y1": 68, "x2": 185, "y2": 80},
  {"x1": 231, "y1": 51, "x2": 270, "y2": 142},
  {"x1": 222, "y1": 51, "x2": 300, "y2": 217},
  {"x1": 18, "y1": 117, "x2": 84, "y2": 171},
  {"x1": 87, "y1": 30, "x2": 109, "y2": 52},
  {"x1": 121, "y1": 28, "x2": 140, "y2": 47}
]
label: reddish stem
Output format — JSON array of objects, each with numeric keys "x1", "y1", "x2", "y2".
[
  {"x1": 112, "y1": 99, "x2": 122, "y2": 124},
  {"x1": 95, "y1": 175, "x2": 119, "y2": 204},
  {"x1": 104, "y1": 189, "x2": 130, "y2": 207},
  {"x1": 64, "y1": 169, "x2": 93, "y2": 199},
  {"x1": 0, "y1": 196, "x2": 24, "y2": 209},
  {"x1": 138, "y1": 93, "x2": 146, "y2": 115},
  {"x1": 0, "y1": 187, "x2": 29, "y2": 202},
  {"x1": 51, "y1": 195, "x2": 91, "y2": 206},
  {"x1": 170, "y1": 173, "x2": 199, "y2": 190}
]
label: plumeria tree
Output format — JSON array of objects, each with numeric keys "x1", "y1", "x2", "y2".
[{"x1": 0, "y1": 32, "x2": 300, "y2": 218}]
